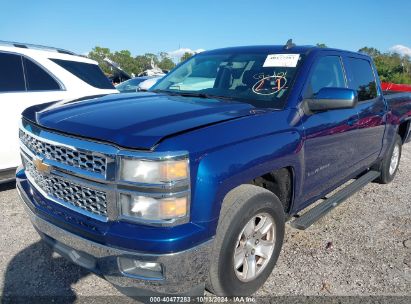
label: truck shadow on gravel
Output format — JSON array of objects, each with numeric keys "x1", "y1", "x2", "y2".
[
  {"x1": 1, "y1": 241, "x2": 90, "y2": 303},
  {"x1": 0, "y1": 181, "x2": 15, "y2": 192}
]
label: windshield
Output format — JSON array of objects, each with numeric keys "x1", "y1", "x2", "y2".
[{"x1": 151, "y1": 52, "x2": 303, "y2": 109}]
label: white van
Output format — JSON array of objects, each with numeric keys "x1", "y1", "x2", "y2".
[{"x1": 0, "y1": 41, "x2": 118, "y2": 183}]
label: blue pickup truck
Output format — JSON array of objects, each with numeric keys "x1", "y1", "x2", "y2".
[{"x1": 16, "y1": 43, "x2": 411, "y2": 296}]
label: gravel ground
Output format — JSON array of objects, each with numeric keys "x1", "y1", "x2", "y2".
[{"x1": 0, "y1": 146, "x2": 410, "y2": 303}]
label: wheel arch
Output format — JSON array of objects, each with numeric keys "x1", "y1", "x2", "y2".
[{"x1": 398, "y1": 119, "x2": 411, "y2": 143}]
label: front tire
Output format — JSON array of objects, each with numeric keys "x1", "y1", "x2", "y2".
[
  {"x1": 376, "y1": 134, "x2": 402, "y2": 184},
  {"x1": 206, "y1": 185, "x2": 285, "y2": 296}
]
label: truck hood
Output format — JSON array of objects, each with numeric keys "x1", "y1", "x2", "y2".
[{"x1": 22, "y1": 92, "x2": 255, "y2": 150}]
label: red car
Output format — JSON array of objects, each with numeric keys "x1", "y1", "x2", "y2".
[{"x1": 381, "y1": 82, "x2": 411, "y2": 92}]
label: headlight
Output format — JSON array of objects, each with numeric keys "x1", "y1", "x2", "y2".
[
  {"x1": 118, "y1": 155, "x2": 190, "y2": 224},
  {"x1": 120, "y1": 158, "x2": 189, "y2": 184},
  {"x1": 119, "y1": 193, "x2": 189, "y2": 222}
]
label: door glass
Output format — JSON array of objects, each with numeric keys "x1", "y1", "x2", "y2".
[
  {"x1": 347, "y1": 57, "x2": 377, "y2": 101},
  {"x1": 23, "y1": 57, "x2": 61, "y2": 91},
  {"x1": 0, "y1": 53, "x2": 26, "y2": 92},
  {"x1": 305, "y1": 56, "x2": 346, "y2": 98}
]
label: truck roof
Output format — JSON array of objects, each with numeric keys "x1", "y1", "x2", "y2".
[{"x1": 202, "y1": 45, "x2": 368, "y2": 58}]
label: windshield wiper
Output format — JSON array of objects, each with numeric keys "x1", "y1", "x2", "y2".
[
  {"x1": 151, "y1": 89, "x2": 173, "y2": 95},
  {"x1": 151, "y1": 89, "x2": 199, "y2": 97},
  {"x1": 180, "y1": 92, "x2": 236, "y2": 101},
  {"x1": 152, "y1": 89, "x2": 233, "y2": 100}
]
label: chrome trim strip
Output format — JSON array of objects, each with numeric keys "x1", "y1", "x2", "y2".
[{"x1": 117, "y1": 149, "x2": 189, "y2": 160}]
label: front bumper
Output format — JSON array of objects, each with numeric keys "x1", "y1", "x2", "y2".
[{"x1": 17, "y1": 175, "x2": 213, "y2": 295}]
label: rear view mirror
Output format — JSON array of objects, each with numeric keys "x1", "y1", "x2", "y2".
[{"x1": 305, "y1": 87, "x2": 357, "y2": 111}]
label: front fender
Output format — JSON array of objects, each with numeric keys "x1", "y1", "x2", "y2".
[{"x1": 191, "y1": 130, "x2": 303, "y2": 224}]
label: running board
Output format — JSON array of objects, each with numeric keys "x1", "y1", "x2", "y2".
[{"x1": 291, "y1": 171, "x2": 380, "y2": 230}]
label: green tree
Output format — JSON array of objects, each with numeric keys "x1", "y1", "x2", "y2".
[
  {"x1": 316, "y1": 43, "x2": 328, "y2": 48},
  {"x1": 358, "y1": 46, "x2": 411, "y2": 84},
  {"x1": 358, "y1": 47, "x2": 381, "y2": 57},
  {"x1": 111, "y1": 50, "x2": 138, "y2": 75},
  {"x1": 134, "y1": 53, "x2": 159, "y2": 74},
  {"x1": 88, "y1": 46, "x2": 112, "y2": 74},
  {"x1": 157, "y1": 52, "x2": 175, "y2": 71},
  {"x1": 180, "y1": 52, "x2": 193, "y2": 62}
]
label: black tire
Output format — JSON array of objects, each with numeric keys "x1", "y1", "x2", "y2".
[
  {"x1": 376, "y1": 134, "x2": 402, "y2": 184},
  {"x1": 206, "y1": 184, "x2": 285, "y2": 296}
]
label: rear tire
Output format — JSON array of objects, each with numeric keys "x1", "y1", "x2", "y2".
[
  {"x1": 206, "y1": 184, "x2": 285, "y2": 296},
  {"x1": 376, "y1": 134, "x2": 402, "y2": 184}
]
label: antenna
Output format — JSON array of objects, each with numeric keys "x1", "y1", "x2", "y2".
[{"x1": 284, "y1": 39, "x2": 296, "y2": 50}]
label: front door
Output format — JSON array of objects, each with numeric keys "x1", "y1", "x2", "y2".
[{"x1": 298, "y1": 54, "x2": 360, "y2": 205}]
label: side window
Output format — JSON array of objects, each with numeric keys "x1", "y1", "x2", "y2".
[
  {"x1": 23, "y1": 57, "x2": 61, "y2": 91},
  {"x1": 0, "y1": 53, "x2": 26, "y2": 92},
  {"x1": 50, "y1": 59, "x2": 114, "y2": 89},
  {"x1": 305, "y1": 56, "x2": 346, "y2": 98},
  {"x1": 347, "y1": 57, "x2": 377, "y2": 101}
]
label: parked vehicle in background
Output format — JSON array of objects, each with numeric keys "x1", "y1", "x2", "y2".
[
  {"x1": 104, "y1": 58, "x2": 132, "y2": 84},
  {"x1": 0, "y1": 41, "x2": 118, "y2": 183},
  {"x1": 16, "y1": 43, "x2": 411, "y2": 296},
  {"x1": 116, "y1": 76, "x2": 162, "y2": 93},
  {"x1": 115, "y1": 77, "x2": 150, "y2": 93},
  {"x1": 137, "y1": 76, "x2": 163, "y2": 91},
  {"x1": 381, "y1": 82, "x2": 411, "y2": 92},
  {"x1": 106, "y1": 57, "x2": 167, "y2": 85},
  {"x1": 137, "y1": 57, "x2": 168, "y2": 77}
]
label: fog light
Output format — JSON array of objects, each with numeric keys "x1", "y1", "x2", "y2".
[{"x1": 118, "y1": 257, "x2": 164, "y2": 280}]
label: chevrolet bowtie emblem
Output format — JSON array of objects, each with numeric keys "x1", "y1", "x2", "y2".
[{"x1": 33, "y1": 157, "x2": 51, "y2": 174}]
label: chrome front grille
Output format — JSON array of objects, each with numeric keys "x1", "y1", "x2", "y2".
[
  {"x1": 24, "y1": 159, "x2": 108, "y2": 218},
  {"x1": 19, "y1": 121, "x2": 190, "y2": 226},
  {"x1": 19, "y1": 130, "x2": 107, "y2": 176}
]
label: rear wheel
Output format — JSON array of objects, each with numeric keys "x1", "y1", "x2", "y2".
[
  {"x1": 376, "y1": 134, "x2": 402, "y2": 184},
  {"x1": 206, "y1": 185, "x2": 285, "y2": 296}
]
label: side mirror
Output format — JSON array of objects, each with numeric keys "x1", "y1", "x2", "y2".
[{"x1": 305, "y1": 87, "x2": 357, "y2": 111}]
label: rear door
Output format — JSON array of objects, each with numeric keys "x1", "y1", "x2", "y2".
[
  {"x1": 0, "y1": 52, "x2": 27, "y2": 169},
  {"x1": 344, "y1": 56, "x2": 385, "y2": 167},
  {"x1": 0, "y1": 52, "x2": 68, "y2": 169},
  {"x1": 299, "y1": 54, "x2": 360, "y2": 204}
]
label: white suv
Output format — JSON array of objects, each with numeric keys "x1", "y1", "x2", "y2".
[{"x1": 0, "y1": 41, "x2": 118, "y2": 183}]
